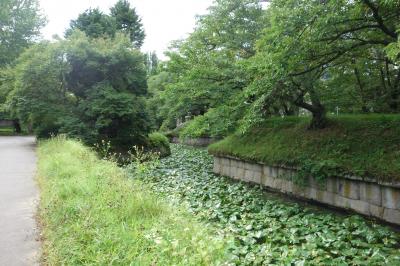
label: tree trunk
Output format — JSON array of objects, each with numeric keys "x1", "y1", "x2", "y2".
[
  {"x1": 294, "y1": 89, "x2": 328, "y2": 129},
  {"x1": 13, "y1": 120, "x2": 21, "y2": 134},
  {"x1": 309, "y1": 105, "x2": 327, "y2": 129},
  {"x1": 308, "y1": 89, "x2": 327, "y2": 129},
  {"x1": 389, "y1": 68, "x2": 400, "y2": 111},
  {"x1": 353, "y1": 63, "x2": 368, "y2": 113}
]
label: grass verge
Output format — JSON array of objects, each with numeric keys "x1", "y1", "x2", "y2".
[
  {"x1": 37, "y1": 136, "x2": 228, "y2": 265},
  {"x1": 209, "y1": 114, "x2": 400, "y2": 183}
]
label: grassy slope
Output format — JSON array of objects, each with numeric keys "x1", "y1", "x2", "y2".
[
  {"x1": 209, "y1": 115, "x2": 400, "y2": 183},
  {"x1": 37, "y1": 137, "x2": 228, "y2": 265}
]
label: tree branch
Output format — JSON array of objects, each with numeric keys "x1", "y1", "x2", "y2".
[{"x1": 361, "y1": 0, "x2": 397, "y2": 39}]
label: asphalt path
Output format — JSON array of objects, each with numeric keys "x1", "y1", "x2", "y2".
[{"x1": 0, "y1": 136, "x2": 39, "y2": 266}]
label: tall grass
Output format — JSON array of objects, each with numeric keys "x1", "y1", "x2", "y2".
[{"x1": 37, "y1": 136, "x2": 228, "y2": 265}]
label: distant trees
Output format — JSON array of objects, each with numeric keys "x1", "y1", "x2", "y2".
[
  {"x1": 150, "y1": 0, "x2": 400, "y2": 133},
  {"x1": 67, "y1": 0, "x2": 145, "y2": 48}
]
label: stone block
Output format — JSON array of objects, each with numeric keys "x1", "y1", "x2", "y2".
[
  {"x1": 222, "y1": 165, "x2": 230, "y2": 176},
  {"x1": 308, "y1": 187, "x2": 318, "y2": 200},
  {"x1": 320, "y1": 191, "x2": 335, "y2": 205},
  {"x1": 221, "y1": 158, "x2": 230, "y2": 166},
  {"x1": 382, "y1": 186, "x2": 400, "y2": 209},
  {"x1": 213, "y1": 162, "x2": 221, "y2": 174},
  {"x1": 234, "y1": 167, "x2": 245, "y2": 180},
  {"x1": 383, "y1": 208, "x2": 400, "y2": 225},
  {"x1": 213, "y1": 157, "x2": 221, "y2": 166},
  {"x1": 244, "y1": 169, "x2": 254, "y2": 182},
  {"x1": 326, "y1": 177, "x2": 338, "y2": 193},
  {"x1": 369, "y1": 204, "x2": 384, "y2": 218},
  {"x1": 270, "y1": 167, "x2": 279, "y2": 178},
  {"x1": 292, "y1": 184, "x2": 308, "y2": 197},
  {"x1": 236, "y1": 160, "x2": 244, "y2": 169},
  {"x1": 230, "y1": 159, "x2": 238, "y2": 168},
  {"x1": 360, "y1": 183, "x2": 382, "y2": 206},
  {"x1": 263, "y1": 166, "x2": 271, "y2": 178},
  {"x1": 229, "y1": 166, "x2": 238, "y2": 178},
  {"x1": 278, "y1": 168, "x2": 292, "y2": 180},
  {"x1": 253, "y1": 171, "x2": 262, "y2": 184},
  {"x1": 337, "y1": 179, "x2": 360, "y2": 200},
  {"x1": 263, "y1": 175, "x2": 275, "y2": 188},
  {"x1": 244, "y1": 162, "x2": 253, "y2": 170},
  {"x1": 308, "y1": 176, "x2": 319, "y2": 189},
  {"x1": 250, "y1": 163, "x2": 262, "y2": 173},
  {"x1": 349, "y1": 199, "x2": 370, "y2": 216},
  {"x1": 281, "y1": 179, "x2": 294, "y2": 193},
  {"x1": 273, "y1": 178, "x2": 284, "y2": 191},
  {"x1": 334, "y1": 194, "x2": 351, "y2": 209}
]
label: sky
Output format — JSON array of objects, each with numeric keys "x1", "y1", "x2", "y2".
[{"x1": 39, "y1": 0, "x2": 214, "y2": 59}]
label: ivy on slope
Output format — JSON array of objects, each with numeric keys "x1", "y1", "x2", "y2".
[{"x1": 128, "y1": 144, "x2": 400, "y2": 265}]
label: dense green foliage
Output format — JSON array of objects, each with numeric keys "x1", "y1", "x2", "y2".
[
  {"x1": 148, "y1": 132, "x2": 171, "y2": 157},
  {"x1": 147, "y1": 0, "x2": 400, "y2": 134},
  {"x1": 0, "y1": 0, "x2": 45, "y2": 125},
  {"x1": 38, "y1": 137, "x2": 229, "y2": 265},
  {"x1": 210, "y1": 115, "x2": 400, "y2": 182},
  {"x1": 8, "y1": 31, "x2": 149, "y2": 148},
  {"x1": 148, "y1": 0, "x2": 264, "y2": 133},
  {"x1": 67, "y1": 0, "x2": 145, "y2": 48},
  {"x1": 0, "y1": 0, "x2": 45, "y2": 65},
  {"x1": 134, "y1": 144, "x2": 400, "y2": 265}
]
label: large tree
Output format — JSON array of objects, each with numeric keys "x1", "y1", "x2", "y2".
[
  {"x1": 66, "y1": 8, "x2": 116, "y2": 39},
  {"x1": 242, "y1": 0, "x2": 400, "y2": 129},
  {"x1": 110, "y1": 0, "x2": 145, "y2": 48},
  {"x1": 66, "y1": 1, "x2": 145, "y2": 48},
  {"x1": 10, "y1": 31, "x2": 149, "y2": 147},
  {"x1": 158, "y1": 0, "x2": 265, "y2": 131},
  {"x1": 0, "y1": 0, "x2": 45, "y2": 65}
]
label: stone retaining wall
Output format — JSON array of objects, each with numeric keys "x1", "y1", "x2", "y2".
[
  {"x1": 213, "y1": 156, "x2": 400, "y2": 225},
  {"x1": 172, "y1": 137, "x2": 218, "y2": 147},
  {"x1": 0, "y1": 120, "x2": 13, "y2": 127}
]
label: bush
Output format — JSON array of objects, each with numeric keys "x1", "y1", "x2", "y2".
[{"x1": 148, "y1": 132, "x2": 171, "y2": 157}]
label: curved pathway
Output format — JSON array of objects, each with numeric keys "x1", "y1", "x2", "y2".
[{"x1": 0, "y1": 136, "x2": 40, "y2": 266}]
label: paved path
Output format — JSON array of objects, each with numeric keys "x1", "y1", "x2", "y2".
[{"x1": 0, "y1": 136, "x2": 40, "y2": 266}]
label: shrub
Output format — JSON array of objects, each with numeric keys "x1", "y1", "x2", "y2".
[{"x1": 147, "y1": 132, "x2": 171, "y2": 157}]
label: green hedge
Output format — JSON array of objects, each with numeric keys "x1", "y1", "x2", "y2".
[{"x1": 209, "y1": 114, "x2": 400, "y2": 183}]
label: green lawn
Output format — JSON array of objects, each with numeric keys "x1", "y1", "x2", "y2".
[
  {"x1": 37, "y1": 137, "x2": 229, "y2": 265},
  {"x1": 209, "y1": 114, "x2": 400, "y2": 183}
]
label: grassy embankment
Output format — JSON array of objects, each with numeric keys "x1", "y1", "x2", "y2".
[
  {"x1": 37, "y1": 136, "x2": 228, "y2": 265},
  {"x1": 209, "y1": 114, "x2": 400, "y2": 183}
]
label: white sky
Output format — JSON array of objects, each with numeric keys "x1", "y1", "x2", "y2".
[{"x1": 39, "y1": 0, "x2": 214, "y2": 59}]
